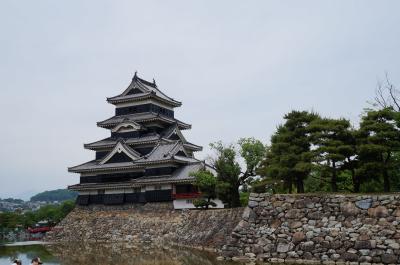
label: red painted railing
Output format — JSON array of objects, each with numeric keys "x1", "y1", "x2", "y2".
[
  {"x1": 27, "y1": 226, "x2": 51, "y2": 234},
  {"x1": 172, "y1": 192, "x2": 201, "y2": 199}
]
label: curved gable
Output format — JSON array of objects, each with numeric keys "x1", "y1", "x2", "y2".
[
  {"x1": 164, "y1": 125, "x2": 187, "y2": 143},
  {"x1": 112, "y1": 121, "x2": 142, "y2": 133},
  {"x1": 100, "y1": 142, "x2": 141, "y2": 165}
]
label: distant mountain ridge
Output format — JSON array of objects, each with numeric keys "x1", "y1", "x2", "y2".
[{"x1": 30, "y1": 189, "x2": 78, "y2": 202}]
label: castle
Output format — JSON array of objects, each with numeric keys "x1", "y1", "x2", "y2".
[{"x1": 68, "y1": 73, "x2": 223, "y2": 209}]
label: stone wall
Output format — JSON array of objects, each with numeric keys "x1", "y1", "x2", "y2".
[
  {"x1": 46, "y1": 242, "x2": 228, "y2": 265},
  {"x1": 46, "y1": 202, "x2": 243, "y2": 250},
  {"x1": 222, "y1": 193, "x2": 400, "y2": 264}
]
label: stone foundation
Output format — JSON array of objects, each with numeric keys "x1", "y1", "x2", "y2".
[
  {"x1": 46, "y1": 202, "x2": 243, "y2": 250},
  {"x1": 222, "y1": 193, "x2": 400, "y2": 264}
]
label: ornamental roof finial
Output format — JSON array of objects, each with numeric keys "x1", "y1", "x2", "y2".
[
  {"x1": 133, "y1": 71, "x2": 137, "y2": 80},
  {"x1": 153, "y1": 78, "x2": 157, "y2": 87}
]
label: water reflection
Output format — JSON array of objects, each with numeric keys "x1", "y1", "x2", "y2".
[
  {"x1": 0, "y1": 243, "x2": 238, "y2": 265},
  {"x1": 0, "y1": 244, "x2": 58, "y2": 265}
]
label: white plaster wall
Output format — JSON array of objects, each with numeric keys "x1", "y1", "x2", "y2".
[
  {"x1": 144, "y1": 184, "x2": 171, "y2": 191},
  {"x1": 161, "y1": 184, "x2": 172, "y2": 190},
  {"x1": 124, "y1": 188, "x2": 134, "y2": 193},
  {"x1": 145, "y1": 185, "x2": 155, "y2": 191},
  {"x1": 79, "y1": 191, "x2": 98, "y2": 195},
  {"x1": 105, "y1": 189, "x2": 125, "y2": 194}
]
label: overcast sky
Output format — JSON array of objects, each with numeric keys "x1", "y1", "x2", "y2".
[{"x1": 1, "y1": 1, "x2": 400, "y2": 199}]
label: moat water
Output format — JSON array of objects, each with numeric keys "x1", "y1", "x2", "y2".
[{"x1": 0, "y1": 242, "x2": 239, "y2": 265}]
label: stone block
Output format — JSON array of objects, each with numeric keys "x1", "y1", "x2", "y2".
[
  {"x1": 354, "y1": 240, "x2": 372, "y2": 249},
  {"x1": 301, "y1": 241, "x2": 314, "y2": 252},
  {"x1": 341, "y1": 252, "x2": 359, "y2": 261},
  {"x1": 286, "y1": 209, "x2": 304, "y2": 219},
  {"x1": 381, "y1": 253, "x2": 397, "y2": 264},
  {"x1": 368, "y1": 206, "x2": 389, "y2": 218},
  {"x1": 293, "y1": 231, "x2": 306, "y2": 243},
  {"x1": 289, "y1": 221, "x2": 303, "y2": 229},
  {"x1": 248, "y1": 200, "x2": 259, "y2": 208},
  {"x1": 277, "y1": 243, "x2": 290, "y2": 253},
  {"x1": 393, "y1": 209, "x2": 400, "y2": 217},
  {"x1": 356, "y1": 198, "x2": 373, "y2": 210},
  {"x1": 340, "y1": 202, "x2": 360, "y2": 216}
]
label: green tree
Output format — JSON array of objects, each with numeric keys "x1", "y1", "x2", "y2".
[
  {"x1": 0, "y1": 200, "x2": 75, "y2": 230},
  {"x1": 210, "y1": 137, "x2": 265, "y2": 208},
  {"x1": 341, "y1": 129, "x2": 360, "y2": 192},
  {"x1": 30, "y1": 189, "x2": 78, "y2": 202},
  {"x1": 190, "y1": 170, "x2": 217, "y2": 209},
  {"x1": 258, "y1": 111, "x2": 319, "y2": 193},
  {"x1": 308, "y1": 118, "x2": 355, "y2": 192},
  {"x1": 357, "y1": 108, "x2": 400, "y2": 192}
]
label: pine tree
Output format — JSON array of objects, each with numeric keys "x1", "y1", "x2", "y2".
[
  {"x1": 190, "y1": 170, "x2": 217, "y2": 209},
  {"x1": 358, "y1": 108, "x2": 400, "y2": 192},
  {"x1": 258, "y1": 111, "x2": 319, "y2": 193},
  {"x1": 309, "y1": 118, "x2": 354, "y2": 192}
]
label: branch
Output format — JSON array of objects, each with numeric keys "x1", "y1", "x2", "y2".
[
  {"x1": 375, "y1": 82, "x2": 389, "y2": 109},
  {"x1": 238, "y1": 170, "x2": 256, "y2": 185},
  {"x1": 385, "y1": 73, "x2": 400, "y2": 111}
]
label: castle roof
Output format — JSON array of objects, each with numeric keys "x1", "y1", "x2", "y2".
[
  {"x1": 69, "y1": 140, "x2": 199, "y2": 173},
  {"x1": 68, "y1": 162, "x2": 205, "y2": 191},
  {"x1": 97, "y1": 112, "x2": 191, "y2": 130},
  {"x1": 84, "y1": 133, "x2": 160, "y2": 149},
  {"x1": 84, "y1": 136, "x2": 202, "y2": 151},
  {"x1": 107, "y1": 73, "x2": 182, "y2": 107}
]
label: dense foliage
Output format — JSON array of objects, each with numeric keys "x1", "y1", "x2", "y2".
[
  {"x1": 30, "y1": 189, "x2": 78, "y2": 202},
  {"x1": 210, "y1": 138, "x2": 266, "y2": 207},
  {"x1": 190, "y1": 170, "x2": 217, "y2": 209},
  {"x1": 258, "y1": 111, "x2": 319, "y2": 193},
  {"x1": 0, "y1": 198, "x2": 24, "y2": 204},
  {"x1": 0, "y1": 200, "x2": 75, "y2": 230},
  {"x1": 258, "y1": 108, "x2": 400, "y2": 194},
  {"x1": 196, "y1": 105, "x2": 400, "y2": 208}
]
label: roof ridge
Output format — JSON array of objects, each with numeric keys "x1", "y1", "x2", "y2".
[
  {"x1": 107, "y1": 91, "x2": 151, "y2": 100},
  {"x1": 165, "y1": 140, "x2": 185, "y2": 158},
  {"x1": 135, "y1": 74, "x2": 157, "y2": 88},
  {"x1": 120, "y1": 141, "x2": 142, "y2": 158},
  {"x1": 143, "y1": 141, "x2": 162, "y2": 159}
]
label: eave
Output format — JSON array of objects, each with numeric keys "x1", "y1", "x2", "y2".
[
  {"x1": 68, "y1": 158, "x2": 191, "y2": 174},
  {"x1": 107, "y1": 93, "x2": 182, "y2": 108},
  {"x1": 84, "y1": 139, "x2": 159, "y2": 151},
  {"x1": 183, "y1": 143, "x2": 203, "y2": 152},
  {"x1": 97, "y1": 114, "x2": 191, "y2": 130},
  {"x1": 68, "y1": 177, "x2": 194, "y2": 191}
]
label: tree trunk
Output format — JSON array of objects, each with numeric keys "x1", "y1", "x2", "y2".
[
  {"x1": 288, "y1": 177, "x2": 293, "y2": 194},
  {"x1": 383, "y1": 169, "x2": 391, "y2": 192},
  {"x1": 231, "y1": 183, "x2": 241, "y2": 208},
  {"x1": 331, "y1": 162, "x2": 338, "y2": 192},
  {"x1": 296, "y1": 176, "x2": 304, "y2": 193},
  {"x1": 206, "y1": 197, "x2": 210, "y2": 210},
  {"x1": 351, "y1": 168, "x2": 360, "y2": 193}
]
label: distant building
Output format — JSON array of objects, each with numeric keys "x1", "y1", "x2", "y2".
[{"x1": 69, "y1": 73, "x2": 223, "y2": 209}]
